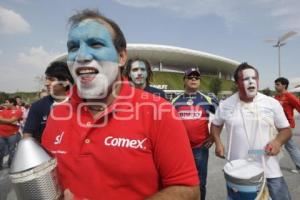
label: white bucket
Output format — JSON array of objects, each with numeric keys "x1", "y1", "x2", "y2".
[{"x1": 223, "y1": 159, "x2": 264, "y2": 200}]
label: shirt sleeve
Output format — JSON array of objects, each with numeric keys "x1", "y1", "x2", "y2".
[
  {"x1": 23, "y1": 104, "x2": 40, "y2": 134},
  {"x1": 286, "y1": 93, "x2": 300, "y2": 113},
  {"x1": 273, "y1": 99, "x2": 290, "y2": 129},
  {"x1": 150, "y1": 103, "x2": 199, "y2": 187},
  {"x1": 212, "y1": 106, "x2": 224, "y2": 126}
]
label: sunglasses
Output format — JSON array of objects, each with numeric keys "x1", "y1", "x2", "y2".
[{"x1": 186, "y1": 76, "x2": 200, "y2": 80}]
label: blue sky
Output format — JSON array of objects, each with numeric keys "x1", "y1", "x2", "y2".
[{"x1": 0, "y1": 0, "x2": 299, "y2": 92}]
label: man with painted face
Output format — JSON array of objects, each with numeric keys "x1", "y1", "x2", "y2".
[
  {"x1": 211, "y1": 63, "x2": 292, "y2": 200},
  {"x1": 41, "y1": 9, "x2": 199, "y2": 200},
  {"x1": 274, "y1": 77, "x2": 300, "y2": 173},
  {"x1": 125, "y1": 58, "x2": 167, "y2": 99}
]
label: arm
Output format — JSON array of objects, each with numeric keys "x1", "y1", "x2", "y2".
[
  {"x1": 22, "y1": 104, "x2": 39, "y2": 139},
  {"x1": 287, "y1": 93, "x2": 300, "y2": 112},
  {"x1": 210, "y1": 123, "x2": 225, "y2": 158},
  {"x1": 265, "y1": 127, "x2": 292, "y2": 156},
  {"x1": 266, "y1": 99, "x2": 293, "y2": 155},
  {"x1": 0, "y1": 116, "x2": 20, "y2": 124},
  {"x1": 145, "y1": 185, "x2": 199, "y2": 200}
]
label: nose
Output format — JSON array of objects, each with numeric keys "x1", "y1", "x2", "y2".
[
  {"x1": 75, "y1": 44, "x2": 93, "y2": 63},
  {"x1": 137, "y1": 69, "x2": 143, "y2": 75},
  {"x1": 44, "y1": 79, "x2": 51, "y2": 86}
]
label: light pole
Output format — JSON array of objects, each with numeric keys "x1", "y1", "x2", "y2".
[{"x1": 265, "y1": 31, "x2": 297, "y2": 77}]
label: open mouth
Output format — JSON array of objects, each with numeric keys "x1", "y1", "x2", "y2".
[
  {"x1": 136, "y1": 76, "x2": 144, "y2": 81},
  {"x1": 247, "y1": 86, "x2": 256, "y2": 91},
  {"x1": 76, "y1": 67, "x2": 99, "y2": 84},
  {"x1": 76, "y1": 67, "x2": 99, "y2": 76}
]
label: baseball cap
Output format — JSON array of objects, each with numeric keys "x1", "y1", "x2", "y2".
[{"x1": 184, "y1": 67, "x2": 200, "y2": 77}]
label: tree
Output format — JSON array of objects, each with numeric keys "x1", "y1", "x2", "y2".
[
  {"x1": 34, "y1": 75, "x2": 45, "y2": 91},
  {"x1": 0, "y1": 92, "x2": 9, "y2": 104},
  {"x1": 209, "y1": 77, "x2": 222, "y2": 95},
  {"x1": 260, "y1": 88, "x2": 273, "y2": 96}
]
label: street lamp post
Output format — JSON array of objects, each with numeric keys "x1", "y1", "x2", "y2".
[
  {"x1": 274, "y1": 42, "x2": 285, "y2": 77},
  {"x1": 265, "y1": 31, "x2": 297, "y2": 77}
]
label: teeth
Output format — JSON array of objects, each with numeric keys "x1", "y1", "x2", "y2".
[
  {"x1": 77, "y1": 68, "x2": 98, "y2": 75},
  {"x1": 79, "y1": 69, "x2": 95, "y2": 74}
]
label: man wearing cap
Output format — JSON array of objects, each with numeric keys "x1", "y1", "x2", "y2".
[
  {"x1": 125, "y1": 58, "x2": 167, "y2": 100},
  {"x1": 172, "y1": 67, "x2": 218, "y2": 200},
  {"x1": 23, "y1": 61, "x2": 74, "y2": 143}
]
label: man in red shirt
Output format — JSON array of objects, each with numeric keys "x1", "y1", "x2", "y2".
[
  {"x1": 275, "y1": 77, "x2": 300, "y2": 173},
  {"x1": 42, "y1": 9, "x2": 199, "y2": 199},
  {"x1": 172, "y1": 68, "x2": 217, "y2": 200},
  {"x1": 0, "y1": 98, "x2": 23, "y2": 169}
]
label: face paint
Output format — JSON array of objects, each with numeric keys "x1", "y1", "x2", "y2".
[
  {"x1": 68, "y1": 60, "x2": 118, "y2": 99},
  {"x1": 129, "y1": 60, "x2": 148, "y2": 87},
  {"x1": 67, "y1": 20, "x2": 120, "y2": 99},
  {"x1": 237, "y1": 68, "x2": 258, "y2": 101}
]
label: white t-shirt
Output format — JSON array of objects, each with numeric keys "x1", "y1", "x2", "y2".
[{"x1": 213, "y1": 92, "x2": 289, "y2": 178}]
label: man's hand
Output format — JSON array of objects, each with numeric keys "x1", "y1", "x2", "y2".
[
  {"x1": 63, "y1": 189, "x2": 74, "y2": 200},
  {"x1": 63, "y1": 189, "x2": 89, "y2": 200},
  {"x1": 265, "y1": 140, "x2": 281, "y2": 156},
  {"x1": 215, "y1": 142, "x2": 225, "y2": 158},
  {"x1": 202, "y1": 136, "x2": 214, "y2": 149},
  {"x1": 145, "y1": 185, "x2": 199, "y2": 200},
  {"x1": 265, "y1": 127, "x2": 291, "y2": 156}
]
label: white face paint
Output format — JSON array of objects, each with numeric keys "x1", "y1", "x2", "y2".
[
  {"x1": 129, "y1": 61, "x2": 148, "y2": 87},
  {"x1": 67, "y1": 60, "x2": 119, "y2": 99},
  {"x1": 241, "y1": 69, "x2": 258, "y2": 98}
]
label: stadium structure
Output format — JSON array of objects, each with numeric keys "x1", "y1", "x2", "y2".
[{"x1": 54, "y1": 43, "x2": 240, "y2": 98}]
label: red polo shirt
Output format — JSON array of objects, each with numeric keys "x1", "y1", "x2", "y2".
[
  {"x1": 275, "y1": 92, "x2": 300, "y2": 128},
  {"x1": 42, "y1": 82, "x2": 199, "y2": 199},
  {"x1": 0, "y1": 107, "x2": 22, "y2": 137}
]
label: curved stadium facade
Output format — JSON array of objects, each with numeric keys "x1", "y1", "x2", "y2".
[{"x1": 54, "y1": 43, "x2": 240, "y2": 95}]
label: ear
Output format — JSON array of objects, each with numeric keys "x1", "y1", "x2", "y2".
[
  {"x1": 118, "y1": 49, "x2": 127, "y2": 68},
  {"x1": 63, "y1": 80, "x2": 70, "y2": 87}
]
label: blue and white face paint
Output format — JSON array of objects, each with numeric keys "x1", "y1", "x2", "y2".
[
  {"x1": 67, "y1": 19, "x2": 119, "y2": 99},
  {"x1": 129, "y1": 60, "x2": 148, "y2": 87}
]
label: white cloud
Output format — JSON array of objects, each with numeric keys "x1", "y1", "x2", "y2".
[
  {"x1": 0, "y1": 5, "x2": 31, "y2": 34},
  {"x1": 17, "y1": 46, "x2": 63, "y2": 68},
  {"x1": 0, "y1": 50, "x2": 2, "y2": 55},
  {"x1": 113, "y1": 0, "x2": 300, "y2": 32}
]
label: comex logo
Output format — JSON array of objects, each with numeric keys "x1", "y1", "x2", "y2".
[
  {"x1": 54, "y1": 132, "x2": 64, "y2": 145},
  {"x1": 104, "y1": 136, "x2": 147, "y2": 150}
]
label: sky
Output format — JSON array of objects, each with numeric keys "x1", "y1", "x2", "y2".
[{"x1": 0, "y1": 0, "x2": 299, "y2": 92}]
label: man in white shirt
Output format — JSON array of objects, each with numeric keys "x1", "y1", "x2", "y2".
[{"x1": 211, "y1": 62, "x2": 292, "y2": 200}]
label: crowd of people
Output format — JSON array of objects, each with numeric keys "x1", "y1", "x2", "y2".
[{"x1": 0, "y1": 8, "x2": 300, "y2": 200}]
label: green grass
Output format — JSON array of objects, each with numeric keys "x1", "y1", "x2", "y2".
[{"x1": 152, "y1": 71, "x2": 234, "y2": 92}]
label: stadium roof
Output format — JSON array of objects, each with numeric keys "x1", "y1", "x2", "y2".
[
  {"x1": 54, "y1": 43, "x2": 240, "y2": 74},
  {"x1": 127, "y1": 44, "x2": 240, "y2": 74}
]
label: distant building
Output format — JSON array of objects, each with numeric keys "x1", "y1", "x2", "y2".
[{"x1": 289, "y1": 78, "x2": 300, "y2": 93}]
